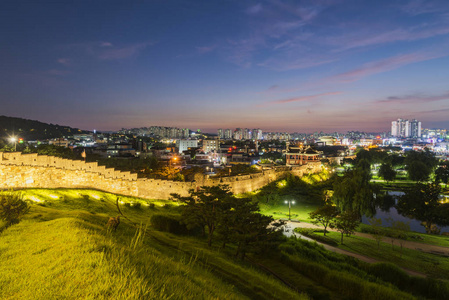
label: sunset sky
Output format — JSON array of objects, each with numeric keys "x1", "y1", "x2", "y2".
[{"x1": 1, "y1": 0, "x2": 449, "y2": 133}]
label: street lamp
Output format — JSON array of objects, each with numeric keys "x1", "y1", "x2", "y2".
[
  {"x1": 9, "y1": 136, "x2": 17, "y2": 151},
  {"x1": 170, "y1": 157, "x2": 178, "y2": 179},
  {"x1": 284, "y1": 199, "x2": 296, "y2": 221}
]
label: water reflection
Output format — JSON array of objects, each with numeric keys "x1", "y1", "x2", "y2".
[{"x1": 362, "y1": 191, "x2": 449, "y2": 234}]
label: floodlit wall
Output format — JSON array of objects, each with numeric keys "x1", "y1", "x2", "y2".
[{"x1": 0, "y1": 152, "x2": 321, "y2": 200}]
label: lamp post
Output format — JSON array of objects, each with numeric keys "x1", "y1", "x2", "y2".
[
  {"x1": 9, "y1": 137, "x2": 17, "y2": 152},
  {"x1": 284, "y1": 199, "x2": 296, "y2": 221}
]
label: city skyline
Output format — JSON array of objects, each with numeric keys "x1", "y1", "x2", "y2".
[{"x1": 2, "y1": 1, "x2": 449, "y2": 132}]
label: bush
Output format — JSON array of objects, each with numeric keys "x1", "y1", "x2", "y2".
[
  {"x1": 0, "y1": 192, "x2": 30, "y2": 227},
  {"x1": 150, "y1": 214, "x2": 189, "y2": 235},
  {"x1": 132, "y1": 203, "x2": 141, "y2": 209},
  {"x1": 367, "y1": 263, "x2": 410, "y2": 289}
]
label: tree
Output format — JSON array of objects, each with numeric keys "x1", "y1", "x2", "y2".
[
  {"x1": 309, "y1": 205, "x2": 338, "y2": 236},
  {"x1": 332, "y1": 169, "x2": 376, "y2": 217},
  {"x1": 378, "y1": 163, "x2": 396, "y2": 182},
  {"x1": 396, "y1": 182, "x2": 449, "y2": 234},
  {"x1": 173, "y1": 185, "x2": 285, "y2": 256},
  {"x1": 368, "y1": 217, "x2": 384, "y2": 249},
  {"x1": 405, "y1": 150, "x2": 437, "y2": 182},
  {"x1": 435, "y1": 164, "x2": 449, "y2": 187},
  {"x1": 331, "y1": 210, "x2": 360, "y2": 244},
  {"x1": 227, "y1": 208, "x2": 284, "y2": 259},
  {"x1": 172, "y1": 185, "x2": 233, "y2": 246},
  {"x1": 0, "y1": 192, "x2": 30, "y2": 228},
  {"x1": 407, "y1": 160, "x2": 430, "y2": 182}
]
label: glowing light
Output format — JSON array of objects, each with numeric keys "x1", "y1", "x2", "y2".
[
  {"x1": 28, "y1": 196, "x2": 43, "y2": 203},
  {"x1": 91, "y1": 194, "x2": 100, "y2": 199},
  {"x1": 49, "y1": 194, "x2": 59, "y2": 199}
]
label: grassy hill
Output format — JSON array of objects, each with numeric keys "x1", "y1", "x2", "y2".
[
  {"x1": 0, "y1": 189, "x2": 306, "y2": 300},
  {"x1": 1, "y1": 188, "x2": 447, "y2": 299}
]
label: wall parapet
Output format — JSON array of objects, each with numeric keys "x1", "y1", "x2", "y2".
[
  {"x1": 0, "y1": 152, "x2": 322, "y2": 200},
  {"x1": 0, "y1": 152, "x2": 137, "y2": 181}
]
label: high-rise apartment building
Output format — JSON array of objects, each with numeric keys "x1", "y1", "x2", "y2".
[
  {"x1": 224, "y1": 129, "x2": 232, "y2": 139},
  {"x1": 391, "y1": 118, "x2": 421, "y2": 138},
  {"x1": 217, "y1": 128, "x2": 224, "y2": 139}
]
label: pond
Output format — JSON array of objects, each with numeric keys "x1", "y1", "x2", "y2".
[{"x1": 361, "y1": 191, "x2": 449, "y2": 234}]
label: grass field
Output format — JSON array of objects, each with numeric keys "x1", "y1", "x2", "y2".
[
  {"x1": 0, "y1": 188, "x2": 308, "y2": 300},
  {"x1": 258, "y1": 198, "x2": 320, "y2": 222},
  {"x1": 358, "y1": 223, "x2": 449, "y2": 248}
]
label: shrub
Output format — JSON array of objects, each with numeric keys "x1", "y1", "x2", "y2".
[
  {"x1": 132, "y1": 203, "x2": 141, "y2": 209},
  {"x1": 367, "y1": 263, "x2": 410, "y2": 289},
  {"x1": 148, "y1": 203, "x2": 155, "y2": 209},
  {"x1": 0, "y1": 192, "x2": 30, "y2": 227},
  {"x1": 150, "y1": 214, "x2": 188, "y2": 235}
]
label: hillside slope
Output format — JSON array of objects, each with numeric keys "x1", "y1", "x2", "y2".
[{"x1": 0, "y1": 189, "x2": 306, "y2": 300}]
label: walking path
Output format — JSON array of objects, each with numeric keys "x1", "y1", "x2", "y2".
[
  {"x1": 281, "y1": 221, "x2": 449, "y2": 278},
  {"x1": 285, "y1": 221, "x2": 449, "y2": 257}
]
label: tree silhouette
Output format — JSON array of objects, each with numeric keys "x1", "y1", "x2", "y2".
[{"x1": 397, "y1": 182, "x2": 449, "y2": 234}]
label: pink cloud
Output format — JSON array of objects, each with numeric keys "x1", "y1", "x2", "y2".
[
  {"x1": 100, "y1": 42, "x2": 113, "y2": 47},
  {"x1": 330, "y1": 51, "x2": 446, "y2": 83},
  {"x1": 266, "y1": 91, "x2": 342, "y2": 106},
  {"x1": 57, "y1": 58, "x2": 71, "y2": 66},
  {"x1": 196, "y1": 45, "x2": 216, "y2": 54}
]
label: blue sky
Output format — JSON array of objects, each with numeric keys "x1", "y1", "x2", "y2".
[{"x1": 1, "y1": 0, "x2": 449, "y2": 133}]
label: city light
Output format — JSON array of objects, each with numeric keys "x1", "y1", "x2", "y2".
[{"x1": 9, "y1": 136, "x2": 17, "y2": 151}]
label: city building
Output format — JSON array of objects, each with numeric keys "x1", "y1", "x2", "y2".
[
  {"x1": 202, "y1": 139, "x2": 219, "y2": 153},
  {"x1": 224, "y1": 129, "x2": 232, "y2": 139},
  {"x1": 217, "y1": 128, "x2": 224, "y2": 139},
  {"x1": 176, "y1": 139, "x2": 198, "y2": 153},
  {"x1": 391, "y1": 118, "x2": 421, "y2": 138},
  {"x1": 285, "y1": 146, "x2": 322, "y2": 166}
]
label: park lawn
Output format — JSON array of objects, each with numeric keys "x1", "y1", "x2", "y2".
[
  {"x1": 258, "y1": 200, "x2": 319, "y2": 222},
  {"x1": 323, "y1": 231, "x2": 449, "y2": 280}
]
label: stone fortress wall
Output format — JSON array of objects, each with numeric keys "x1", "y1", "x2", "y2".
[{"x1": 0, "y1": 152, "x2": 321, "y2": 200}]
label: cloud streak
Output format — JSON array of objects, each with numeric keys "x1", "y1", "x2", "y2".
[
  {"x1": 331, "y1": 24, "x2": 449, "y2": 51},
  {"x1": 377, "y1": 91, "x2": 449, "y2": 103},
  {"x1": 329, "y1": 51, "x2": 447, "y2": 83},
  {"x1": 98, "y1": 42, "x2": 152, "y2": 60},
  {"x1": 264, "y1": 91, "x2": 342, "y2": 106},
  {"x1": 65, "y1": 41, "x2": 153, "y2": 60}
]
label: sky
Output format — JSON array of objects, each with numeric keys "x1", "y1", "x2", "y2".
[{"x1": 1, "y1": 0, "x2": 449, "y2": 133}]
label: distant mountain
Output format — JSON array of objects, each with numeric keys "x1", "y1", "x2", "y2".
[{"x1": 0, "y1": 115, "x2": 91, "y2": 140}]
